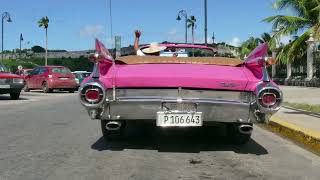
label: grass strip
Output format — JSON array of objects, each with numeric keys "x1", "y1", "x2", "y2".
[{"x1": 283, "y1": 102, "x2": 320, "y2": 114}]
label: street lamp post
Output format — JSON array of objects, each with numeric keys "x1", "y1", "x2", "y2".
[
  {"x1": 204, "y1": 0, "x2": 208, "y2": 46},
  {"x1": 1, "y1": 12, "x2": 12, "y2": 63},
  {"x1": 176, "y1": 10, "x2": 188, "y2": 44}
]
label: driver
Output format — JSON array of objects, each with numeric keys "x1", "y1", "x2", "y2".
[{"x1": 134, "y1": 30, "x2": 166, "y2": 56}]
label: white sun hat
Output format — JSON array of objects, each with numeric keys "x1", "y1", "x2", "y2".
[{"x1": 142, "y1": 42, "x2": 166, "y2": 54}]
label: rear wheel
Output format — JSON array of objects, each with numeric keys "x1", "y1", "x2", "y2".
[
  {"x1": 42, "y1": 82, "x2": 52, "y2": 93},
  {"x1": 101, "y1": 120, "x2": 125, "y2": 142},
  {"x1": 227, "y1": 123, "x2": 252, "y2": 145},
  {"x1": 10, "y1": 92, "x2": 20, "y2": 100}
]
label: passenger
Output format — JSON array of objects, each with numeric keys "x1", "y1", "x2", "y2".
[{"x1": 134, "y1": 30, "x2": 166, "y2": 56}]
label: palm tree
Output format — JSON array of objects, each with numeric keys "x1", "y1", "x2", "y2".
[
  {"x1": 38, "y1": 16, "x2": 49, "y2": 66},
  {"x1": 187, "y1": 16, "x2": 197, "y2": 44},
  {"x1": 260, "y1": 32, "x2": 272, "y2": 44},
  {"x1": 263, "y1": 0, "x2": 320, "y2": 63},
  {"x1": 239, "y1": 33, "x2": 273, "y2": 59},
  {"x1": 239, "y1": 37, "x2": 261, "y2": 59}
]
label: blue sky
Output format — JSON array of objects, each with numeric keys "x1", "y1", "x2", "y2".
[{"x1": 1, "y1": 0, "x2": 284, "y2": 51}]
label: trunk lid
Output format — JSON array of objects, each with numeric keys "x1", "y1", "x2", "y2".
[{"x1": 103, "y1": 64, "x2": 250, "y2": 91}]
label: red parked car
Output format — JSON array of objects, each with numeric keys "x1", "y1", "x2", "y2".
[
  {"x1": 25, "y1": 66, "x2": 77, "y2": 93},
  {"x1": 0, "y1": 63, "x2": 24, "y2": 99}
]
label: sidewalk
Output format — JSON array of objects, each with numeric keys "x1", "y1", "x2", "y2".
[
  {"x1": 265, "y1": 86, "x2": 320, "y2": 154},
  {"x1": 280, "y1": 85, "x2": 320, "y2": 105}
]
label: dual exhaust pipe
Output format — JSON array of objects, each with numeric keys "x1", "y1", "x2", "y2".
[
  {"x1": 106, "y1": 121, "x2": 253, "y2": 134},
  {"x1": 238, "y1": 124, "x2": 253, "y2": 134},
  {"x1": 105, "y1": 121, "x2": 122, "y2": 131}
]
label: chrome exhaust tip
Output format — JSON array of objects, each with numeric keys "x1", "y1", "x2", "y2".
[
  {"x1": 238, "y1": 124, "x2": 253, "y2": 135},
  {"x1": 105, "y1": 121, "x2": 122, "y2": 131}
]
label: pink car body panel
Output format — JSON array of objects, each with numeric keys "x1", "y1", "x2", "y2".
[
  {"x1": 97, "y1": 64, "x2": 249, "y2": 91},
  {"x1": 82, "y1": 43, "x2": 275, "y2": 94}
]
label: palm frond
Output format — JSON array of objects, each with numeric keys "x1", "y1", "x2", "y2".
[
  {"x1": 273, "y1": 0, "x2": 308, "y2": 17},
  {"x1": 38, "y1": 16, "x2": 49, "y2": 29},
  {"x1": 312, "y1": 4, "x2": 320, "y2": 12},
  {"x1": 314, "y1": 23, "x2": 320, "y2": 41},
  {"x1": 187, "y1": 16, "x2": 196, "y2": 29},
  {"x1": 263, "y1": 15, "x2": 311, "y2": 31},
  {"x1": 261, "y1": 32, "x2": 272, "y2": 42},
  {"x1": 276, "y1": 30, "x2": 311, "y2": 63}
]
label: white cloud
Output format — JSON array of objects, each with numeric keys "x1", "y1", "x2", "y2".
[
  {"x1": 229, "y1": 37, "x2": 241, "y2": 47},
  {"x1": 168, "y1": 28, "x2": 178, "y2": 36},
  {"x1": 80, "y1": 24, "x2": 104, "y2": 37},
  {"x1": 166, "y1": 27, "x2": 184, "y2": 42},
  {"x1": 194, "y1": 37, "x2": 213, "y2": 44}
]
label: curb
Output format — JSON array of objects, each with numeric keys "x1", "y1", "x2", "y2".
[{"x1": 260, "y1": 117, "x2": 320, "y2": 155}]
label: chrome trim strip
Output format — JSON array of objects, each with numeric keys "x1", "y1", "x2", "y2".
[
  {"x1": 107, "y1": 89, "x2": 252, "y2": 103},
  {"x1": 115, "y1": 96, "x2": 249, "y2": 105},
  {"x1": 92, "y1": 62, "x2": 100, "y2": 79},
  {"x1": 262, "y1": 66, "x2": 271, "y2": 82}
]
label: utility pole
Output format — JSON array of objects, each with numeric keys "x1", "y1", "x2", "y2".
[
  {"x1": 19, "y1": 33, "x2": 23, "y2": 60},
  {"x1": 204, "y1": 0, "x2": 208, "y2": 46},
  {"x1": 212, "y1": 32, "x2": 215, "y2": 44},
  {"x1": 177, "y1": 10, "x2": 188, "y2": 44}
]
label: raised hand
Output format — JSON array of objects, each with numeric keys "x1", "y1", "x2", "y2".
[{"x1": 135, "y1": 30, "x2": 141, "y2": 38}]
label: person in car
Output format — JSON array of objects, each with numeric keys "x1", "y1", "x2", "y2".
[{"x1": 134, "y1": 30, "x2": 166, "y2": 56}]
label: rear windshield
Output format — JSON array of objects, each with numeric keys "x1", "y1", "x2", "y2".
[{"x1": 51, "y1": 67, "x2": 71, "y2": 74}]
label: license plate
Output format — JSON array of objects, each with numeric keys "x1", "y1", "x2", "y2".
[
  {"x1": 59, "y1": 78, "x2": 68, "y2": 80},
  {"x1": 0, "y1": 85, "x2": 10, "y2": 89},
  {"x1": 157, "y1": 112, "x2": 202, "y2": 127}
]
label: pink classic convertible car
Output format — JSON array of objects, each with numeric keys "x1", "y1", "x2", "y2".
[{"x1": 79, "y1": 40, "x2": 282, "y2": 144}]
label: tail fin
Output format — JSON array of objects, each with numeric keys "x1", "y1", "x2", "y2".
[
  {"x1": 244, "y1": 43, "x2": 270, "y2": 82},
  {"x1": 246, "y1": 43, "x2": 268, "y2": 61},
  {"x1": 95, "y1": 39, "x2": 113, "y2": 60}
]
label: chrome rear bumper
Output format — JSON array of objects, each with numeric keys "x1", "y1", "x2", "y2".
[
  {"x1": 95, "y1": 89, "x2": 256, "y2": 123},
  {"x1": 101, "y1": 97, "x2": 252, "y2": 123}
]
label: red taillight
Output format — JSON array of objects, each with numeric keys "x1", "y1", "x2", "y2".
[
  {"x1": 261, "y1": 93, "x2": 276, "y2": 106},
  {"x1": 85, "y1": 89, "x2": 100, "y2": 102}
]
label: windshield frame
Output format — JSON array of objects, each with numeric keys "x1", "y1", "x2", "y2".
[{"x1": 0, "y1": 63, "x2": 9, "y2": 73}]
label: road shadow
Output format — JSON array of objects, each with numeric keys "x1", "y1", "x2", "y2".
[
  {"x1": 0, "y1": 95, "x2": 29, "y2": 101},
  {"x1": 91, "y1": 123, "x2": 268, "y2": 155},
  {"x1": 29, "y1": 90, "x2": 76, "y2": 94}
]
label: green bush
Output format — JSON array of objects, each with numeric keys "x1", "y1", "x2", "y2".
[{"x1": 3, "y1": 57, "x2": 93, "y2": 73}]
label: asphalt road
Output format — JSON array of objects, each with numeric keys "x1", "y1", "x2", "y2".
[{"x1": 0, "y1": 92, "x2": 319, "y2": 180}]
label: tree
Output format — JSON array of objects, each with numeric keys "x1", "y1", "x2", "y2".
[
  {"x1": 260, "y1": 32, "x2": 272, "y2": 43},
  {"x1": 263, "y1": 0, "x2": 320, "y2": 63},
  {"x1": 187, "y1": 16, "x2": 197, "y2": 44},
  {"x1": 240, "y1": 37, "x2": 261, "y2": 59},
  {"x1": 31, "y1": 45, "x2": 45, "y2": 53},
  {"x1": 38, "y1": 16, "x2": 49, "y2": 66}
]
